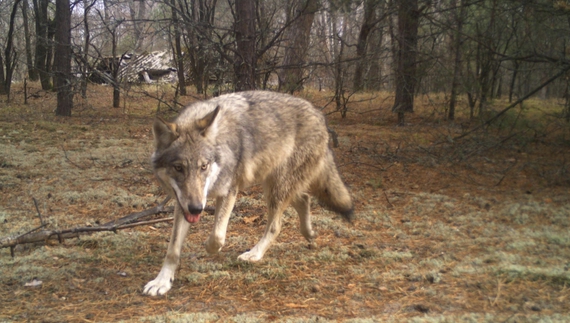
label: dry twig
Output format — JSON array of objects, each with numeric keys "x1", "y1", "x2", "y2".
[{"x1": 1, "y1": 197, "x2": 174, "y2": 255}]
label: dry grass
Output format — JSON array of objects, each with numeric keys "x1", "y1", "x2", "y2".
[{"x1": 1, "y1": 83, "x2": 569, "y2": 322}]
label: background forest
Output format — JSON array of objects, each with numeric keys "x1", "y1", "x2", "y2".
[
  {"x1": 1, "y1": 1, "x2": 570, "y2": 322},
  {"x1": 2, "y1": 0, "x2": 570, "y2": 121}
]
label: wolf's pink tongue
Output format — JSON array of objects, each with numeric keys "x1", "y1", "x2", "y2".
[{"x1": 184, "y1": 213, "x2": 201, "y2": 223}]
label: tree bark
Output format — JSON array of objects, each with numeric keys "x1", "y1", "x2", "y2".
[
  {"x1": 367, "y1": 3, "x2": 385, "y2": 91},
  {"x1": 129, "y1": 0, "x2": 147, "y2": 52},
  {"x1": 448, "y1": 0, "x2": 466, "y2": 121},
  {"x1": 33, "y1": 0, "x2": 52, "y2": 89},
  {"x1": 80, "y1": 0, "x2": 95, "y2": 98},
  {"x1": 353, "y1": 0, "x2": 378, "y2": 92},
  {"x1": 54, "y1": 0, "x2": 73, "y2": 116},
  {"x1": 21, "y1": 0, "x2": 37, "y2": 81},
  {"x1": 234, "y1": 0, "x2": 256, "y2": 91},
  {"x1": 508, "y1": 60, "x2": 519, "y2": 103},
  {"x1": 333, "y1": 12, "x2": 348, "y2": 118},
  {"x1": 278, "y1": 0, "x2": 319, "y2": 94},
  {"x1": 46, "y1": 17, "x2": 56, "y2": 88},
  {"x1": 171, "y1": 0, "x2": 186, "y2": 96},
  {"x1": 392, "y1": 0, "x2": 420, "y2": 125},
  {"x1": 0, "y1": 0, "x2": 22, "y2": 97},
  {"x1": 178, "y1": 0, "x2": 218, "y2": 95}
]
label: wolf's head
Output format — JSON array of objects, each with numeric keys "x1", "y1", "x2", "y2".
[{"x1": 151, "y1": 106, "x2": 221, "y2": 223}]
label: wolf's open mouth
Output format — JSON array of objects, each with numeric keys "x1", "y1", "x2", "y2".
[{"x1": 183, "y1": 213, "x2": 201, "y2": 223}]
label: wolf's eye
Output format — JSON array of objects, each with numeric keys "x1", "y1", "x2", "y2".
[
  {"x1": 201, "y1": 163, "x2": 209, "y2": 171},
  {"x1": 173, "y1": 165, "x2": 183, "y2": 172}
]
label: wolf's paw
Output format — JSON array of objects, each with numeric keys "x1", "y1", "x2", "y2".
[
  {"x1": 302, "y1": 229, "x2": 317, "y2": 241},
  {"x1": 205, "y1": 236, "x2": 224, "y2": 254},
  {"x1": 307, "y1": 240, "x2": 318, "y2": 250},
  {"x1": 237, "y1": 250, "x2": 263, "y2": 262},
  {"x1": 143, "y1": 270, "x2": 174, "y2": 296}
]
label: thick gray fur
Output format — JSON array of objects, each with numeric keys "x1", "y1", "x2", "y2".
[{"x1": 143, "y1": 91, "x2": 353, "y2": 296}]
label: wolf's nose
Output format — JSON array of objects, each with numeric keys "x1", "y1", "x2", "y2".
[{"x1": 187, "y1": 205, "x2": 203, "y2": 215}]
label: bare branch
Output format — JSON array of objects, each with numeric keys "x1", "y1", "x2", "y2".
[
  {"x1": 0, "y1": 197, "x2": 182, "y2": 253},
  {"x1": 453, "y1": 65, "x2": 570, "y2": 141}
]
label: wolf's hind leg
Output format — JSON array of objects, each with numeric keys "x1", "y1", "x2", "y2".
[
  {"x1": 292, "y1": 193, "x2": 316, "y2": 242},
  {"x1": 237, "y1": 200, "x2": 287, "y2": 262},
  {"x1": 205, "y1": 189, "x2": 238, "y2": 254},
  {"x1": 143, "y1": 204, "x2": 189, "y2": 296}
]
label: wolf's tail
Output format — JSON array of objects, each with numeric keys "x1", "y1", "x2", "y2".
[{"x1": 311, "y1": 150, "x2": 354, "y2": 222}]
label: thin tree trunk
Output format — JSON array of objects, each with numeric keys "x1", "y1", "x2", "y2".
[
  {"x1": 21, "y1": 0, "x2": 37, "y2": 81},
  {"x1": 129, "y1": 0, "x2": 147, "y2": 52},
  {"x1": 54, "y1": 0, "x2": 73, "y2": 116},
  {"x1": 112, "y1": 31, "x2": 120, "y2": 108},
  {"x1": 234, "y1": 0, "x2": 256, "y2": 91},
  {"x1": 392, "y1": 0, "x2": 420, "y2": 126},
  {"x1": 46, "y1": 18, "x2": 56, "y2": 89},
  {"x1": 171, "y1": 0, "x2": 186, "y2": 96},
  {"x1": 33, "y1": 0, "x2": 52, "y2": 89},
  {"x1": 353, "y1": 0, "x2": 377, "y2": 92},
  {"x1": 367, "y1": 3, "x2": 385, "y2": 91},
  {"x1": 333, "y1": 12, "x2": 348, "y2": 118},
  {"x1": 80, "y1": 0, "x2": 94, "y2": 98},
  {"x1": 0, "y1": 0, "x2": 22, "y2": 96},
  {"x1": 448, "y1": 0, "x2": 466, "y2": 121},
  {"x1": 476, "y1": 0, "x2": 498, "y2": 117},
  {"x1": 508, "y1": 60, "x2": 519, "y2": 102},
  {"x1": 101, "y1": 0, "x2": 121, "y2": 108},
  {"x1": 278, "y1": 0, "x2": 319, "y2": 94}
]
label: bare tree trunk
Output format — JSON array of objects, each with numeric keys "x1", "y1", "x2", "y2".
[
  {"x1": 278, "y1": 0, "x2": 318, "y2": 94},
  {"x1": 33, "y1": 0, "x2": 52, "y2": 89},
  {"x1": 508, "y1": 60, "x2": 519, "y2": 103},
  {"x1": 171, "y1": 0, "x2": 186, "y2": 96},
  {"x1": 332, "y1": 12, "x2": 348, "y2": 118},
  {"x1": 54, "y1": 0, "x2": 73, "y2": 116},
  {"x1": 80, "y1": 0, "x2": 94, "y2": 98},
  {"x1": 367, "y1": 3, "x2": 385, "y2": 91},
  {"x1": 178, "y1": 0, "x2": 218, "y2": 95},
  {"x1": 46, "y1": 18, "x2": 56, "y2": 88},
  {"x1": 21, "y1": 0, "x2": 37, "y2": 81},
  {"x1": 99, "y1": 0, "x2": 122, "y2": 108},
  {"x1": 448, "y1": 0, "x2": 466, "y2": 121},
  {"x1": 353, "y1": 0, "x2": 378, "y2": 92},
  {"x1": 392, "y1": 0, "x2": 420, "y2": 125},
  {"x1": 112, "y1": 31, "x2": 120, "y2": 108},
  {"x1": 0, "y1": 54, "x2": 3, "y2": 94},
  {"x1": 234, "y1": 0, "x2": 256, "y2": 91},
  {"x1": 129, "y1": 0, "x2": 147, "y2": 52},
  {"x1": 475, "y1": 0, "x2": 500, "y2": 117},
  {"x1": 0, "y1": 0, "x2": 22, "y2": 97}
]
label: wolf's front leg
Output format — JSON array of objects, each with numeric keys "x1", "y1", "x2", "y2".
[
  {"x1": 205, "y1": 189, "x2": 238, "y2": 254},
  {"x1": 143, "y1": 205, "x2": 190, "y2": 296}
]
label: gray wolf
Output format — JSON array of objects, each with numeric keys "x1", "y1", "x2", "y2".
[{"x1": 143, "y1": 90, "x2": 353, "y2": 296}]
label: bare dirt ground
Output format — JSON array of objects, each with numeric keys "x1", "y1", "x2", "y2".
[{"x1": 1, "y1": 84, "x2": 569, "y2": 322}]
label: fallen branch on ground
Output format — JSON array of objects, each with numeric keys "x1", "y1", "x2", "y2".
[{"x1": 0, "y1": 196, "x2": 213, "y2": 257}]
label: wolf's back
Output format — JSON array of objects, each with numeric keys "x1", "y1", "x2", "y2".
[
  {"x1": 174, "y1": 91, "x2": 353, "y2": 220},
  {"x1": 236, "y1": 91, "x2": 354, "y2": 221}
]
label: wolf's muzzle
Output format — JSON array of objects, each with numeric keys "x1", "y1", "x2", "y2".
[{"x1": 188, "y1": 204, "x2": 203, "y2": 215}]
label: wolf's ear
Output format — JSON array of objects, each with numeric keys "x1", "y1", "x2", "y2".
[
  {"x1": 153, "y1": 117, "x2": 179, "y2": 149},
  {"x1": 196, "y1": 105, "x2": 220, "y2": 137}
]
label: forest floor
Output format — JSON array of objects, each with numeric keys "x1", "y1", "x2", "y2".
[{"x1": 1, "y1": 84, "x2": 569, "y2": 323}]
